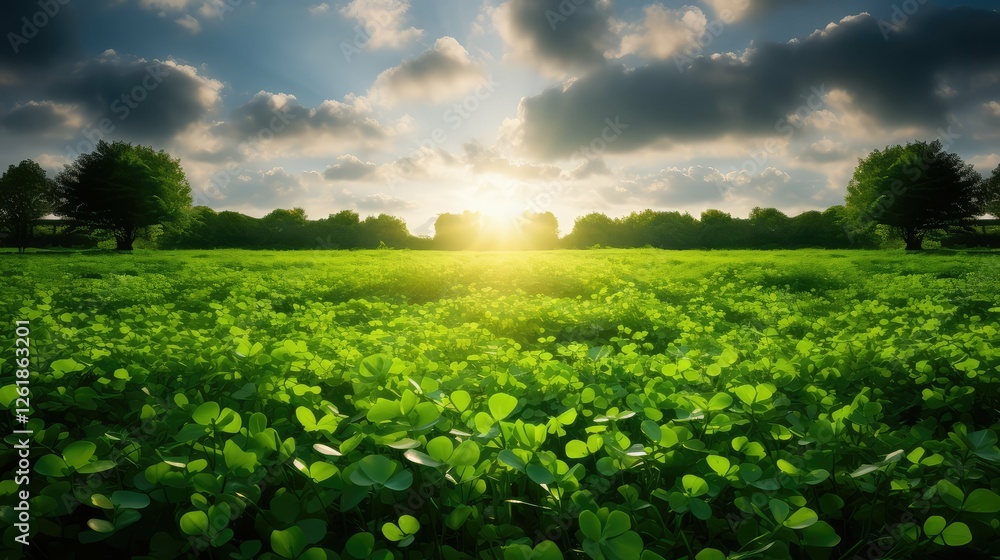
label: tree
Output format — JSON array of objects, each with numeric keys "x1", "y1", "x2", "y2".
[
  {"x1": 311, "y1": 210, "x2": 360, "y2": 249},
  {"x1": 0, "y1": 160, "x2": 53, "y2": 253},
  {"x1": 55, "y1": 141, "x2": 192, "y2": 250},
  {"x1": 261, "y1": 208, "x2": 309, "y2": 247},
  {"x1": 987, "y1": 164, "x2": 1000, "y2": 218},
  {"x1": 359, "y1": 214, "x2": 411, "y2": 248},
  {"x1": 748, "y1": 207, "x2": 789, "y2": 247},
  {"x1": 844, "y1": 140, "x2": 987, "y2": 250},
  {"x1": 565, "y1": 213, "x2": 618, "y2": 248},
  {"x1": 699, "y1": 209, "x2": 739, "y2": 248},
  {"x1": 518, "y1": 211, "x2": 559, "y2": 250},
  {"x1": 434, "y1": 212, "x2": 480, "y2": 250}
]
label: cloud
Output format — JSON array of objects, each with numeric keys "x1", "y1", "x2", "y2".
[
  {"x1": 139, "y1": 0, "x2": 192, "y2": 12},
  {"x1": 494, "y1": 0, "x2": 616, "y2": 75},
  {"x1": 339, "y1": 0, "x2": 424, "y2": 49},
  {"x1": 354, "y1": 192, "x2": 417, "y2": 211},
  {"x1": 615, "y1": 4, "x2": 708, "y2": 60},
  {"x1": 571, "y1": 158, "x2": 610, "y2": 180},
  {"x1": 368, "y1": 37, "x2": 487, "y2": 106},
  {"x1": 0, "y1": 0, "x2": 81, "y2": 81},
  {"x1": 0, "y1": 101, "x2": 83, "y2": 137},
  {"x1": 985, "y1": 101, "x2": 1000, "y2": 118},
  {"x1": 37, "y1": 56, "x2": 224, "y2": 144},
  {"x1": 382, "y1": 146, "x2": 459, "y2": 183},
  {"x1": 597, "y1": 164, "x2": 811, "y2": 209},
  {"x1": 798, "y1": 138, "x2": 850, "y2": 163},
  {"x1": 509, "y1": 8, "x2": 1000, "y2": 160},
  {"x1": 216, "y1": 167, "x2": 310, "y2": 211},
  {"x1": 132, "y1": 0, "x2": 232, "y2": 30},
  {"x1": 701, "y1": 0, "x2": 802, "y2": 23},
  {"x1": 324, "y1": 154, "x2": 378, "y2": 181},
  {"x1": 225, "y1": 91, "x2": 394, "y2": 156},
  {"x1": 308, "y1": 3, "x2": 330, "y2": 15},
  {"x1": 0, "y1": 51, "x2": 225, "y2": 148},
  {"x1": 175, "y1": 14, "x2": 201, "y2": 33},
  {"x1": 132, "y1": 0, "x2": 244, "y2": 23},
  {"x1": 463, "y1": 141, "x2": 563, "y2": 181},
  {"x1": 33, "y1": 153, "x2": 72, "y2": 174}
]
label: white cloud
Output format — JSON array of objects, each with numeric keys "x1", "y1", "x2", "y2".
[
  {"x1": 308, "y1": 3, "x2": 330, "y2": 15},
  {"x1": 700, "y1": 0, "x2": 751, "y2": 23},
  {"x1": 598, "y1": 164, "x2": 794, "y2": 208},
  {"x1": 324, "y1": 154, "x2": 379, "y2": 181},
  {"x1": 354, "y1": 192, "x2": 417, "y2": 211},
  {"x1": 175, "y1": 14, "x2": 202, "y2": 33},
  {"x1": 368, "y1": 37, "x2": 487, "y2": 106},
  {"x1": 133, "y1": 0, "x2": 234, "y2": 28},
  {"x1": 614, "y1": 4, "x2": 708, "y2": 60},
  {"x1": 339, "y1": 0, "x2": 424, "y2": 49}
]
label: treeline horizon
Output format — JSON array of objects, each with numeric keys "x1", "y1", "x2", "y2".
[
  {"x1": 3, "y1": 138, "x2": 999, "y2": 252},
  {"x1": 16, "y1": 204, "x2": 1000, "y2": 252}
]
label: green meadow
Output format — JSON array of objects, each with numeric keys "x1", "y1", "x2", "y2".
[{"x1": 2, "y1": 249, "x2": 999, "y2": 559}]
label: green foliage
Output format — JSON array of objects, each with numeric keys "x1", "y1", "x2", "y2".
[
  {"x1": 844, "y1": 140, "x2": 988, "y2": 250},
  {"x1": 0, "y1": 249, "x2": 998, "y2": 559},
  {"x1": 433, "y1": 210, "x2": 560, "y2": 250},
  {"x1": 54, "y1": 140, "x2": 192, "y2": 250},
  {"x1": 564, "y1": 208, "x2": 854, "y2": 249},
  {"x1": 0, "y1": 159, "x2": 54, "y2": 252}
]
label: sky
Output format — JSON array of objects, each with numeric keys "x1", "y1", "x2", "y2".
[{"x1": 2, "y1": 0, "x2": 1000, "y2": 236}]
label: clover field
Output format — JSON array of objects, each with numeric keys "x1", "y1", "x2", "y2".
[{"x1": 1, "y1": 249, "x2": 999, "y2": 560}]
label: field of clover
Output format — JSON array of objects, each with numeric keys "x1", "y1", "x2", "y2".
[{"x1": 1, "y1": 249, "x2": 999, "y2": 560}]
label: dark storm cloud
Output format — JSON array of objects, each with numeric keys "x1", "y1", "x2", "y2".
[
  {"x1": 227, "y1": 92, "x2": 389, "y2": 143},
  {"x1": 499, "y1": 0, "x2": 615, "y2": 73},
  {"x1": 0, "y1": 101, "x2": 74, "y2": 134},
  {"x1": 42, "y1": 57, "x2": 222, "y2": 143},
  {"x1": 516, "y1": 7, "x2": 1000, "y2": 159},
  {"x1": 0, "y1": 0, "x2": 80, "y2": 80},
  {"x1": 2, "y1": 0, "x2": 220, "y2": 146}
]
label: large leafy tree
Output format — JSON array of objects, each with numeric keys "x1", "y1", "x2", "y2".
[
  {"x1": 434, "y1": 212, "x2": 480, "y2": 250},
  {"x1": 565, "y1": 212, "x2": 619, "y2": 248},
  {"x1": 55, "y1": 141, "x2": 192, "y2": 250},
  {"x1": 987, "y1": 164, "x2": 1000, "y2": 218},
  {"x1": 0, "y1": 159, "x2": 53, "y2": 253},
  {"x1": 844, "y1": 140, "x2": 988, "y2": 250},
  {"x1": 360, "y1": 214, "x2": 411, "y2": 249}
]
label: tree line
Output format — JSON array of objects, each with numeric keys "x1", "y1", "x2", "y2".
[{"x1": 1, "y1": 139, "x2": 999, "y2": 252}]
